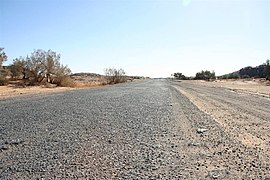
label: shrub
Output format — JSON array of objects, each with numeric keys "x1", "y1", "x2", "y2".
[
  {"x1": 54, "y1": 76, "x2": 76, "y2": 87},
  {"x1": 265, "y1": 60, "x2": 270, "y2": 80},
  {"x1": 195, "y1": 70, "x2": 216, "y2": 80},
  {"x1": 173, "y1": 72, "x2": 187, "y2": 80},
  {"x1": 10, "y1": 50, "x2": 72, "y2": 86},
  {"x1": 227, "y1": 73, "x2": 240, "y2": 79},
  {"x1": 242, "y1": 75, "x2": 250, "y2": 79},
  {"x1": 0, "y1": 76, "x2": 8, "y2": 86},
  {"x1": 104, "y1": 68, "x2": 127, "y2": 84}
]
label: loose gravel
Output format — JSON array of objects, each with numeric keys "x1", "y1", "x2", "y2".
[{"x1": 0, "y1": 79, "x2": 269, "y2": 179}]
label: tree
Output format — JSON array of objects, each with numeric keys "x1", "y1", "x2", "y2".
[
  {"x1": 27, "y1": 51, "x2": 43, "y2": 82},
  {"x1": 195, "y1": 70, "x2": 216, "y2": 80},
  {"x1": 265, "y1": 59, "x2": 270, "y2": 80},
  {"x1": 11, "y1": 57, "x2": 29, "y2": 79},
  {"x1": 238, "y1": 64, "x2": 266, "y2": 78},
  {"x1": 231, "y1": 73, "x2": 240, "y2": 79},
  {"x1": 0, "y1": 48, "x2": 8, "y2": 68},
  {"x1": 28, "y1": 49, "x2": 70, "y2": 83},
  {"x1": 10, "y1": 49, "x2": 73, "y2": 86},
  {"x1": 104, "y1": 68, "x2": 127, "y2": 84},
  {"x1": 42, "y1": 50, "x2": 60, "y2": 83},
  {"x1": 173, "y1": 72, "x2": 187, "y2": 80}
]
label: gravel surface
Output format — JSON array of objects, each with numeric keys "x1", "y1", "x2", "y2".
[{"x1": 1, "y1": 79, "x2": 269, "y2": 179}]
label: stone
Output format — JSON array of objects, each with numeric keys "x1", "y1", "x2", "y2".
[{"x1": 197, "y1": 128, "x2": 208, "y2": 133}]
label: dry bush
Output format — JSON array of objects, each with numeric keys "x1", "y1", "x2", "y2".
[
  {"x1": 0, "y1": 75, "x2": 8, "y2": 86},
  {"x1": 104, "y1": 68, "x2": 127, "y2": 84},
  {"x1": 54, "y1": 76, "x2": 76, "y2": 87}
]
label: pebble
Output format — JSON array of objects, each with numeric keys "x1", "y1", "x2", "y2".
[{"x1": 197, "y1": 128, "x2": 208, "y2": 133}]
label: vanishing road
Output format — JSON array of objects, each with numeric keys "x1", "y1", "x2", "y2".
[{"x1": 1, "y1": 79, "x2": 269, "y2": 179}]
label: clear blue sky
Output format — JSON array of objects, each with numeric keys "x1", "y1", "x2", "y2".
[{"x1": 1, "y1": 0, "x2": 269, "y2": 77}]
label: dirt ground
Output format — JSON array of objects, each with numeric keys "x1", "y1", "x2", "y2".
[
  {"x1": 184, "y1": 79, "x2": 270, "y2": 97},
  {"x1": 0, "y1": 74, "x2": 107, "y2": 100},
  {"x1": 173, "y1": 79, "x2": 270, "y2": 149},
  {"x1": 172, "y1": 79, "x2": 270, "y2": 178},
  {"x1": 0, "y1": 73, "x2": 146, "y2": 100},
  {"x1": 0, "y1": 85, "x2": 75, "y2": 100}
]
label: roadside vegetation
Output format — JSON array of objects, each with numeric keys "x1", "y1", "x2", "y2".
[
  {"x1": 194, "y1": 70, "x2": 215, "y2": 81},
  {"x1": 0, "y1": 48, "x2": 75, "y2": 87},
  {"x1": 265, "y1": 60, "x2": 270, "y2": 80},
  {"x1": 172, "y1": 72, "x2": 188, "y2": 80},
  {"x1": 104, "y1": 68, "x2": 127, "y2": 84},
  {"x1": 219, "y1": 60, "x2": 270, "y2": 80},
  {"x1": 0, "y1": 47, "x2": 130, "y2": 91},
  {"x1": 173, "y1": 59, "x2": 270, "y2": 81},
  {"x1": 173, "y1": 70, "x2": 216, "y2": 81},
  {"x1": 0, "y1": 48, "x2": 8, "y2": 85}
]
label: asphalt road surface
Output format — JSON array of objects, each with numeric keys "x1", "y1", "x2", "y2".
[{"x1": 1, "y1": 79, "x2": 269, "y2": 179}]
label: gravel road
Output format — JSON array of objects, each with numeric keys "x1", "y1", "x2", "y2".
[{"x1": 1, "y1": 79, "x2": 269, "y2": 179}]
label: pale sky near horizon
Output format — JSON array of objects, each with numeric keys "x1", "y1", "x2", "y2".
[{"x1": 1, "y1": 0, "x2": 269, "y2": 77}]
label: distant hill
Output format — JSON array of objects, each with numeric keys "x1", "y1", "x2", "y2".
[{"x1": 220, "y1": 64, "x2": 267, "y2": 79}]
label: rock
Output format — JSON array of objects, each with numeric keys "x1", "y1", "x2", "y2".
[
  {"x1": 188, "y1": 142, "x2": 200, "y2": 147},
  {"x1": 0, "y1": 145, "x2": 9, "y2": 151},
  {"x1": 9, "y1": 139, "x2": 24, "y2": 145},
  {"x1": 197, "y1": 128, "x2": 208, "y2": 134},
  {"x1": 208, "y1": 170, "x2": 220, "y2": 179}
]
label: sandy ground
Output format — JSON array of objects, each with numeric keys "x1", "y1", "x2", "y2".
[
  {"x1": 0, "y1": 74, "x2": 144, "y2": 100},
  {"x1": 0, "y1": 74, "x2": 107, "y2": 100},
  {"x1": 0, "y1": 85, "x2": 75, "y2": 100},
  {"x1": 183, "y1": 79, "x2": 270, "y2": 97},
  {"x1": 173, "y1": 79, "x2": 270, "y2": 149},
  {"x1": 172, "y1": 80, "x2": 270, "y2": 178}
]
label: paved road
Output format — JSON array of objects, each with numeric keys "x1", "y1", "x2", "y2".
[{"x1": 1, "y1": 79, "x2": 269, "y2": 179}]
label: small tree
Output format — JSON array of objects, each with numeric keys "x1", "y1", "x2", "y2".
[
  {"x1": 264, "y1": 59, "x2": 270, "y2": 80},
  {"x1": 195, "y1": 70, "x2": 216, "y2": 81},
  {"x1": 42, "y1": 50, "x2": 61, "y2": 83},
  {"x1": 173, "y1": 72, "x2": 187, "y2": 80},
  {"x1": 0, "y1": 48, "x2": 8, "y2": 85},
  {"x1": 10, "y1": 49, "x2": 73, "y2": 86},
  {"x1": 0, "y1": 48, "x2": 7, "y2": 68},
  {"x1": 11, "y1": 57, "x2": 29, "y2": 79},
  {"x1": 28, "y1": 50, "x2": 44, "y2": 82},
  {"x1": 104, "y1": 68, "x2": 127, "y2": 84}
]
